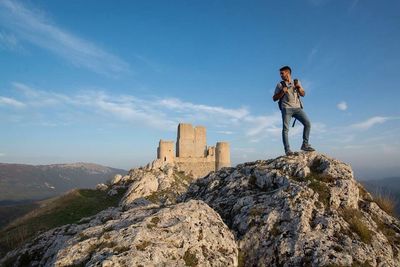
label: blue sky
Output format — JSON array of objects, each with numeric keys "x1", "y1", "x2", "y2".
[{"x1": 0, "y1": 0, "x2": 399, "y2": 179}]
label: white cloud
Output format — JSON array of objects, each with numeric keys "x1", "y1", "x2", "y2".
[
  {"x1": 7, "y1": 83, "x2": 254, "y2": 131},
  {"x1": 216, "y1": 131, "x2": 234, "y2": 135},
  {"x1": 351, "y1": 116, "x2": 391, "y2": 130},
  {"x1": 307, "y1": 47, "x2": 318, "y2": 65},
  {"x1": 0, "y1": 0, "x2": 130, "y2": 76},
  {"x1": 157, "y1": 98, "x2": 249, "y2": 120},
  {"x1": 13, "y1": 82, "x2": 70, "y2": 107},
  {"x1": 0, "y1": 31, "x2": 20, "y2": 50},
  {"x1": 0, "y1": 153, "x2": 5, "y2": 157},
  {"x1": 0, "y1": 96, "x2": 25, "y2": 108},
  {"x1": 3, "y1": 82, "x2": 330, "y2": 146},
  {"x1": 337, "y1": 101, "x2": 348, "y2": 111},
  {"x1": 244, "y1": 113, "x2": 281, "y2": 137}
]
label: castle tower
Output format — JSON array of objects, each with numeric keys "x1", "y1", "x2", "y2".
[
  {"x1": 158, "y1": 140, "x2": 174, "y2": 163},
  {"x1": 176, "y1": 123, "x2": 195, "y2": 158},
  {"x1": 194, "y1": 126, "x2": 207, "y2": 157},
  {"x1": 216, "y1": 142, "x2": 230, "y2": 171}
]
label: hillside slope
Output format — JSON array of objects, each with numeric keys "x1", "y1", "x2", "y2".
[
  {"x1": 0, "y1": 188, "x2": 126, "y2": 258},
  {"x1": 1, "y1": 152, "x2": 399, "y2": 267}
]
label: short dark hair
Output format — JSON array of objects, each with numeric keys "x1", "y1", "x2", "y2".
[{"x1": 279, "y1": 66, "x2": 292, "y2": 74}]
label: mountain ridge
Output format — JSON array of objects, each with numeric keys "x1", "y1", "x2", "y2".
[{"x1": 0, "y1": 162, "x2": 127, "y2": 202}]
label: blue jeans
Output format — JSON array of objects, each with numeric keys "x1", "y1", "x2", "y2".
[{"x1": 281, "y1": 108, "x2": 311, "y2": 152}]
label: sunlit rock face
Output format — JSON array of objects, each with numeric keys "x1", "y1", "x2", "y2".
[
  {"x1": 2, "y1": 152, "x2": 400, "y2": 267},
  {"x1": 182, "y1": 152, "x2": 400, "y2": 267}
]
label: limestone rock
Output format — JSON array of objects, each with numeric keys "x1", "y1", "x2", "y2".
[
  {"x1": 111, "y1": 174, "x2": 122, "y2": 185},
  {"x1": 0, "y1": 200, "x2": 238, "y2": 267},
  {"x1": 182, "y1": 152, "x2": 400, "y2": 267},
  {"x1": 95, "y1": 183, "x2": 108, "y2": 191},
  {"x1": 3, "y1": 151, "x2": 399, "y2": 267},
  {"x1": 118, "y1": 160, "x2": 192, "y2": 209}
]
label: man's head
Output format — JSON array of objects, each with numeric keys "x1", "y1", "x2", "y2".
[{"x1": 279, "y1": 66, "x2": 292, "y2": 81}]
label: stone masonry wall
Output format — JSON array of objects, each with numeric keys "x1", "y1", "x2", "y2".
[{"x1": 175, "y1": 160, "x2": 216, "y2": 178}]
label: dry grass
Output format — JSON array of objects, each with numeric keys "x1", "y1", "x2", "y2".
[
  {"x1": 136, "y1": 240, "x2": 151, "y2": 251},
  {"x1": 372, "y1": 189, "x2": 397, "y2": 217},
  {"x1": 340, "y1": 208, "x2": 373, "y2": 244}
]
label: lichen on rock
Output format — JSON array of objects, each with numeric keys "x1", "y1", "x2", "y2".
[
  {"x1": 2, "y1": 152, "x2": 400, "y2": 267},
  {"x1": 182, "y1": 152, "x2": 400, "y2": 267}
]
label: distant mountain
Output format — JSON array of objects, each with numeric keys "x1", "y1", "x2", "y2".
[
  {"x1": 0, "y1": 162, "x2": 127, "y2": 202},
  {"x1": 362, "y1": 177, "x2": 400, "y2": 191}
]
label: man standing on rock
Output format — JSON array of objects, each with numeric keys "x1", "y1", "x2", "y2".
[{"x1": 273, "y1": 66, "x2": 315, "y2": 156}]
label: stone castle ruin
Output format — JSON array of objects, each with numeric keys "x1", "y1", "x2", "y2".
[{"x1": 157, "y1": 123, "x2": 230, "y2": 178}]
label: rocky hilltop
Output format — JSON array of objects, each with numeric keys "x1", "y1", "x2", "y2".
[{"x1": 1, "y1": 152, "x2": 399, "y2": 267}]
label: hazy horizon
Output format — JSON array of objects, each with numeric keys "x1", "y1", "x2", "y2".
[{"x1": 1, "y1": 0, "x2": 399, "y2": 181}]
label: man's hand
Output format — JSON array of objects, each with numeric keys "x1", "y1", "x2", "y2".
[
  {"x1": 282, "y1": 87, "x2": 288, "y2": 94},
  {"x1": 296, "y1": 85, "x2": 305, "y2": 96}
]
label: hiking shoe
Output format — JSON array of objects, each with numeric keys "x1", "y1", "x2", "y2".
[
  {"x1": 285, "y1": 150, "x2": 295, "y2": 156},
  {"x1": 301, "y1": 143, "x2": 315, "y2": 152}
]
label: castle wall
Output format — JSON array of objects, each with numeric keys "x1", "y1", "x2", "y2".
[
  {"x1": 176, "y1": 123, "x2": 195, "y2": 158},
  {"x1": 158, "y1": 140, "x2": 175, "y2": 163},
  {"x1": 216, "y1": 142, "x2": 230, "y2": 171},
  {"x1": 156, "y1": 123, "x2": 231, "y2": 178},
  {"x1": 175, "y1": 157, "x2": 216, "y2": 178},
  {"x1": 194, "y1": 126, "x2": 206, "y2": 157},
  {"x1": 206, "y1": 146, "x2": 215, "y2": 158}
]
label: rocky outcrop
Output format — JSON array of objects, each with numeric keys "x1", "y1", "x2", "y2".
[
  {"x1": 2, "y1": 152, "x2": 400, "y2": 267},
  {"x1": 0, "y1": 200, "x2": 237, "y2": 267},
  {"x1": 182, "y1": 152, "x2": 400, "y2": 266},
  {"x1": 116, "y1": 159, "x2": 193, "y2": 209}
]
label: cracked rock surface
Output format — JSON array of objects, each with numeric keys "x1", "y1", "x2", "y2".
[
  {"x1": 182, "y1": 152, "x2": 400, "y2": 267},
  {"x1": 0, "y1": 200, "x2": 237, "y2": 267},
  {"x1": 2, "y1": 152, "x2": 400, "y2": 267}
]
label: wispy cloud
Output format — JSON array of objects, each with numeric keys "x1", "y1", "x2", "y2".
[
  {"x1": 244, "y1": 113, "x2": 281, "y2": 137},
  {"x1": 12, "y1": 82, "x2": 70, "y2": 107},
  {"x1": 216, "y1": 131, "x2": 234, "y2": 135},
  {"x1": 0, "y1": 153, "x2": 5, "y2": 157},
  {"x1": 1, "y1": 83, "x2": 335, "y2": 148},
  {"x1": 0, "y1": 31, "x2": 20, "y2": 51},
  {"x1": 306, "y1": 47, "x2": 318, "y2": 65},
  {"x1": 337, "y1": 101, "x2": 348, "y2": 111},
  {"x1": 157, "y1": 98, "x2": 249, "y2": 120},
  {"x1": 351, "y1": 116, "x2": 393, "y2": 130},
  {"x1": 7, "y1": 83, "x2": 254, "y2": 132},
  {"x1": 0, "y1": 0, "x2": 130, "y2": 76},
  {"x1": 0, "y1": 96, "x2": 25, "y2": 108}
]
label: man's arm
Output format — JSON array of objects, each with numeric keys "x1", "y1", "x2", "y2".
[
  {"x1": 273, "y1": 86, "x2": 288, "y2": 102},
  {"x1": 295, "y1": 81, "x2": 305, "y2": 97}
]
